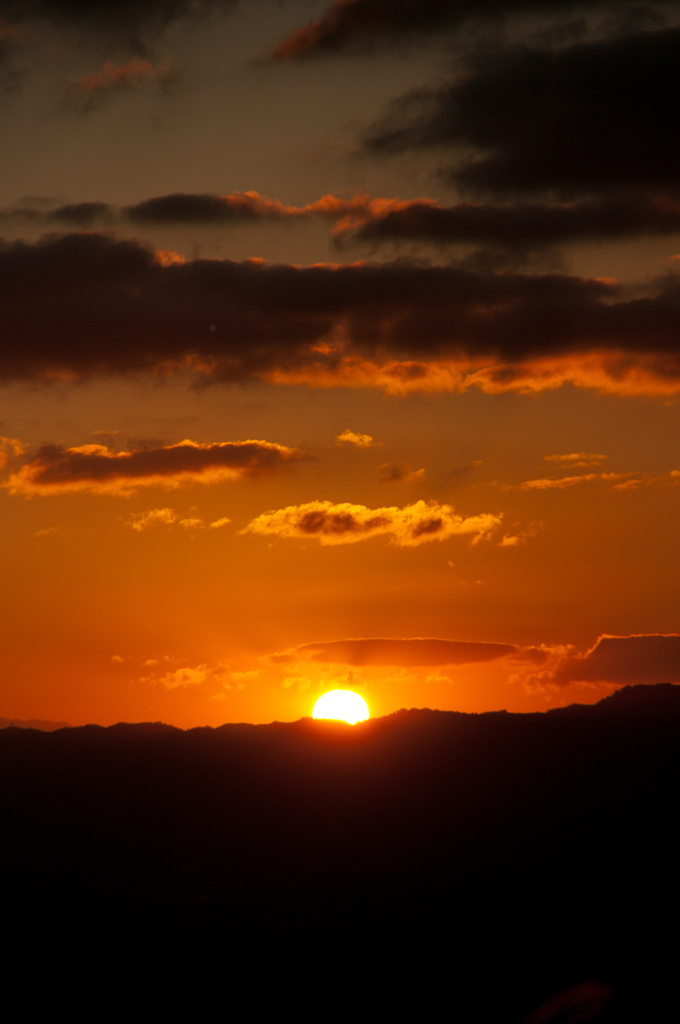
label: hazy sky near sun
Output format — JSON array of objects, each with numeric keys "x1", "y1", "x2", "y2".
[{"x1": 2, "y1": 0, "x2": 680, "y2": 726}]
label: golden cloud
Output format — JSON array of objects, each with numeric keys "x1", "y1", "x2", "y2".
[
  {"x1": 125, "y1": 508, "x2": 177, "y2": 531},
  {"x1": 243, "y1": 499, "x2": 501, "y2": 546},
  {"x1": 336, "y1": 429, "x2": 374, "y2": 447}
]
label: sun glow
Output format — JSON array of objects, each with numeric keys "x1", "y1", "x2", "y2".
[{"x1": 312, "y1": 689, "x2": 369, "y2": 724}]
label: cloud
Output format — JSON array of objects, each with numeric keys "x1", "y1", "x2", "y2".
[
  {"x1": 243, "y1": 499, "x2": 500, "y2": 546},
  {"x1": 500, "y1": 521, "x2": 543, "y2": 546},
  {"x1": 0, "y1": 199, "x2": 115, "y2": 228},
  {"x1": 123, "y1": 190, "x2": 370, "y2": 226},
  {"x1": 142, "y1": 662, "x2": 219, "y2": 689},
  {"x1": 65, "y1": 59, "x2": 178, "y2": 108},
  {"x1": 544, "y1": 452, "x2": 606, "y2": 465},
  {"x1": 49, "y1": 202, "x2": 115, "y2": 227},
  {"x1": 178, "y1": 516, "x2": 203, "y2": 528},
  {"x1": 282, "y1": 675, "x2": 312, "y2": 693},
  {"x1": 5, "y1": 438, "x2": 303, "y2": 496},
  {"x1": 378, "y1": 462, "x2": 424, "y2": 483},
  {"x1": 0, "y1": 0, "x2": 237, "y2": 44},
  {"x1": 518, "y1": 472, "x2": 603, "y2": 490},
  {"x1": 540, "y1": 634, "x2": 680, "y2": 686},
  {"x1": 209, "y1": 516, "x2": 231, "y2": 528},
  {"x1": 364, "y1": 28, "x2": 680, "y2": 197},
  {"x1": 27, "y1": 187, "x2": 680, "y2": 255},
  {"x1": 266, "y1": 0, "x2": 622, "y2": 61},
  {"x1": 0, "y1": 435, "x2": 22, "y2": 468},
  {"x1": 125, "y1": 507, "x2": 177, "y2": 530},
  {"x1": 336, "y1": 428, "x2": 374, "y2": 447},
  {"x1": 140, "y1": 656, "x2": 236, "y2": 690},
  {"x1": 2, "y1": 191, "x2": 375, "y2": 229},
  {"x1": 6, "y1": 232, "x2": 680, "y2": 396},
  {"x1": 333, "y1": 194, "x2": 680, "y2": 250},
  {"x1": 271, "y1": 636, "x2": 548, "y2": 667},
  {"x1": 515, "y1": 469, "x2": 680, "y2": 490}
]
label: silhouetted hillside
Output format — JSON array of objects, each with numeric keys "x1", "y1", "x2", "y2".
[
  {"x1": 0, "y1": 717, "x2": 70, "y2": 731},
  {"x1": 2, "y1": 685, "x2": 678, "y2": 1020}
]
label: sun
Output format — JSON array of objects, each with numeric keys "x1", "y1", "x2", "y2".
[{"x1": 312, "y1": 689, "x2": 369, "y2": 725}]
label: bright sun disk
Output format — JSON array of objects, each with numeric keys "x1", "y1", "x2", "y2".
[{"x1": 312, "y1": 689, "x2": 369, "y2": 725}]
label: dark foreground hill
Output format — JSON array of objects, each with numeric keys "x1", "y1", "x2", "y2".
[{"x1": 2, "y1": 684, "x2": 679, "y2": 1019}]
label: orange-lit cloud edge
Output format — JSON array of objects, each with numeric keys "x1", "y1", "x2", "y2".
[
  {"x1": 4, "y1": 439, "x2": 304, "y2": 496},
  {"x1": 3, "y1": 232, "x2": 680, "y2": 397},
  {"x1": 268, "y1": 633, "x2": 680, "y2": 689}
]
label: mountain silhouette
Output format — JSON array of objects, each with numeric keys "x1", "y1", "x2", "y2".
[{"x1": 2, "y1": 684, "x2": 678, "y2": 1020}]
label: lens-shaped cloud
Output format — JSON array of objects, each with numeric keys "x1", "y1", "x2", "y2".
[{"x1": 271, "y1": 636, "x2": 547, "y2": 667}]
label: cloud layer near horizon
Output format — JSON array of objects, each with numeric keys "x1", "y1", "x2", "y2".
[
  {"x1": 4, "y1": 232, "x2": 680, "y2": 396},
  {"x1": 543, "y1": 634, "x2": 680, "y2": 686},
  {"x1": 5, "y1": 438, "x2": 302, "y2": 495},
  {"x1": 244, "y1": 499, "x2": 500, "y2": 546}
]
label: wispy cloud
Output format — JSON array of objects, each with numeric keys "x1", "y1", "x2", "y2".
[
  {"x1": 0, "y1": 435, "x2": 23, "y2": 469},
  {"x1": 141, "y1": 659, "x2": 233, "y2": 690},
  {"x1": 125, "y1": 507, "x2": 177, "y2": 531},
  {"x1": 378, "y1": 462, "x2": 424, "y2": 484},
  {"x1": 515, "y1": 470, "x2": 680, "y2": 491},
  {"x1": 65, "y1": 60, "x2": 179, "y2": 110},
  {"x1": 543, "y1": 452, "x2": 607, "y2": 464}
]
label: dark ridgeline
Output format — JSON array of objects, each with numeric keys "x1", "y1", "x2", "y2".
[{"x1": 2, "y1": 684, "x2": 678, "y2": 1019}]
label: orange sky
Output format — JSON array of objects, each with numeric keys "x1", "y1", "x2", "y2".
[{"x1": 2, "y1": 0, "x2": 680, "y2": 726}]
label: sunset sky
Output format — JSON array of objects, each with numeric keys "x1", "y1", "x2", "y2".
[{"x1": 2, "y1": 0, "x2": 680, "y2": 727}]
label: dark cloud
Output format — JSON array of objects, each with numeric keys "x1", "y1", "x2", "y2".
[
  {"x1": 50, "y1": 202, "x2": 114, "y2": 226},
  {"x1": 1, "y1": 190, "x2": 367, "y2": 228},
  {"x1": 336, "y1": 194, "x2": 680, "y2": 250},
  {"x1": 5, "y1": 437, "x2": 303, "y2": 495},
  {"x1": 546, "y1": 634, "x2": 680, "y2": 685},
  {"x1": 365, "y1": 27, "x2": 680, "y2": 198},
  {"x1": 4, "y1": 231, "x2": 680, "y2": 395},
  {"x1": 0, "y1": 0, "x2": 237, "y2": 43},
  {"x1": 123, "y1": 191, "x2": 370, "y2": 225},
  {"x1": 266, "y1": 0, "x2": 675, "y2": 61},
  {"x1": 125, "y1": 191, "x2": 294, "y2": 225},
  {"x1": 271, "y1": 636, "x2": 547, "y2": 666}
]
